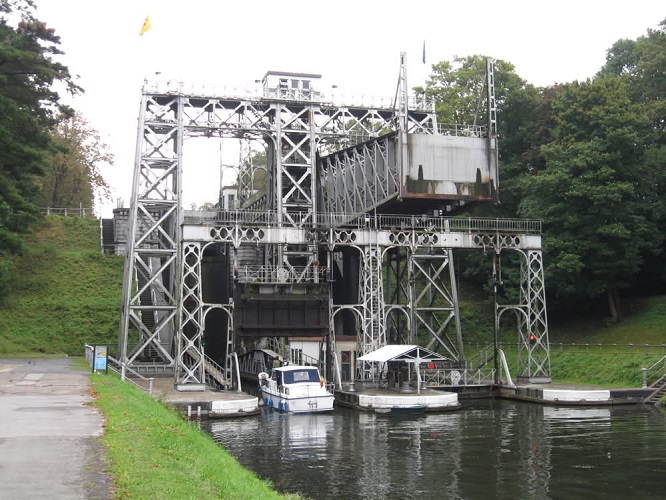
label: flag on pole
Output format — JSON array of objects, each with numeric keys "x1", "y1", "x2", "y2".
[
  {"x1": 422, "y1": 40, "x2": 426, "y2": 64},
  {"x1": 139, "y1": 15, "x2": 151, "y2": 36}
]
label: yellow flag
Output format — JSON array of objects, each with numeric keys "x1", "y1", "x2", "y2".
[{"x1": 139, "y1": 15, "x2": 151, "y2": 36}]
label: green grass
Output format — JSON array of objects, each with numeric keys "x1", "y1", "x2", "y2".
[
  {"x1": 549, "y1": 350, "x2": 661, "y2": 387},
  {"x1": 91, "y1": 372, "x2": 301, "y2": 500},
  {"x1": 0, "y1": 216, "x2": 123, "y2": 355},
  {"x1": 549, "y1": 295, "x2": 666, "y2": 345}
]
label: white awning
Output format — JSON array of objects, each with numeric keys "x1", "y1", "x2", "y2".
[{"x1": 357, "y1": 345, "x2": 448, "y2": 363}]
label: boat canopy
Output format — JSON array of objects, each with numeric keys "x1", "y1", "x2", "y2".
[{"x1": 357, "y1": 345, "x2": 449, "y2": 363}]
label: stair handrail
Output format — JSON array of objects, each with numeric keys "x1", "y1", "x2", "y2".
[
  {"x1": 232, "y1": 352, "x2": 242, "y2": 393},
  {"x1": 202, "y1": 352, "x2": 228, "y2": 389},
  {"x1": 642, "y1": 354, "x2": 666, "y2": 387},
  {"x1": 497, "y1": 349, "x2": 516, "y2": 388},
  {"x1": 109, "y1": 354, "x2": 149, "y2": 381},
  {"x1": 464, "y1": 343, "x2": 496, "y2": 371},
  {"x1": 331, "y1": 351, "x2": 343, "y2": 391}
]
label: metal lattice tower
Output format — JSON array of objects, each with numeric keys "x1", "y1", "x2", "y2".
[{"x1": 117, "y1": 56, "x2": 551, "y2": 387}]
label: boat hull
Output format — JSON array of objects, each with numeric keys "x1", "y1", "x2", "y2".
[
  {"x1": 258, "y1": 366, "x2": 335, "y2": 414},
  {"x1": 260, "y1": 388, "x2": 334, "y2": 413}
]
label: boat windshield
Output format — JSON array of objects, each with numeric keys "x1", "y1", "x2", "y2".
[{"x1": 283, "y1": 368, "x2": 320, "y2": 384}]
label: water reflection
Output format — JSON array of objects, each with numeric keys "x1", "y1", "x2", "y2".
[{"x1": 202, "y1": 401, "x2": 666, "y2": 499}]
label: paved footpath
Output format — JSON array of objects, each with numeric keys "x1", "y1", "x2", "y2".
[{"x1": 0, "y1": 357, "x2": 112, "y2": 499}]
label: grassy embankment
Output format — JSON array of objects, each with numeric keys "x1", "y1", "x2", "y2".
[
  {"x1": 547, "y1": 298, "x2": 666, "y2": 386},
  {"x1": 91, "y1": 370, "x2": 299, "y2": 499},
  {"x1": 458, "y1": 285, "x2": 666, "y2": 387},
  {"x1": 0, "y1": 216, "x2": 123, "y2": 355}
]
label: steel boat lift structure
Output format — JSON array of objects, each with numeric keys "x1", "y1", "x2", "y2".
[{"x1": 117, "y1": 54, "x2": 551, "y2": 391}]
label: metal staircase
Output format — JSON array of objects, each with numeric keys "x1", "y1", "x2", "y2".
[
  {"x1": 643, "y1": 356, "x2": 666, "y2": 404},
  {"x1": 644, "y1": 378, "x2": 666, "y2": 404},
  {"x1": 134, "y1": 266, "x2": 161, "y2": 362},
  {"x1": 178, "y1": 347, "x2": 229, "y2": 390}
]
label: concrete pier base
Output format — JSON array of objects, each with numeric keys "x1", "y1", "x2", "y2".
[
  {"x1": 499, "y1": 383, "x2": 652, "y2": 405},
  {"x1": 140, "y1": 376, "x2": 260, "y2": 418},
  {"x1": 335, "y1": 387, "x2": 460, "y2": 414}
]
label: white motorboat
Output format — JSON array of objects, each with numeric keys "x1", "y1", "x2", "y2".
[{"x1": 258, "y1": 365, "x2": 334, "y2": 413}]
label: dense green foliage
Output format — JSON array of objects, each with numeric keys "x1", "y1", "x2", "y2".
[
  {"x1": 518, "y1": 77, "x2": 662, "y2": 311},
  {"x1": 0, "y1": 1, "x2": 79, "y2": 254},
  {"x1": 0, "y1": 216, "x2": 122, "y2": 354},
  {"x1": 426, "y1": 19, "x2": 666, "y2": 321},
  {"x1": 91, "y1": 373, "x2": 298, "y2": 499},
  {"x1": 0, "y1": 1, "x2": 111, "y2": 298}
]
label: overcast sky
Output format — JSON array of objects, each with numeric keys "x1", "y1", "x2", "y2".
[{"x1": 33, "y1": 0, "x2": 665, "y2": 215}]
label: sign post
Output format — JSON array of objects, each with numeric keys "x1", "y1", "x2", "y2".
[{"x1": 93, "y1": 345, "x2": 108, "y2": 373}]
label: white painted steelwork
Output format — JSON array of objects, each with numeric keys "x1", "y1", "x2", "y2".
[{"x1": 118, "y1": 56, "x2": 551, "y2": 391}]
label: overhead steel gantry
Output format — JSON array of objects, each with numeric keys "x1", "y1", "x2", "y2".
[{"x1": 117, "y1": 56, "x2": 551, "y2": 390}]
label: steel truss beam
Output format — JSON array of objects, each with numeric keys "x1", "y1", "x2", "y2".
[
  {"x1": 320, "y1": 134, "x2": 397, "y2": 214},
  {"x1": 383, "y1": 247, "x2": 464, "y2": 364}
]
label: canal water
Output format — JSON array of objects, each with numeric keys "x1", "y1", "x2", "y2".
[{"x1": 201, "y1": 400, "x2": 666, "y2": 499}]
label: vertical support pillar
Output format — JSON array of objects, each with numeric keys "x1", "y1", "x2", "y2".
[
  {"x1": 176, "y1": 242, "x2": 206, "y2": 389},
  {"x1": 447, "y1": 248, "x2": 464, "y2": 361},
  {"x1": 358, "y1": 245, "x2": 385, "y2": 381},
  {"x1": 517, "y1": 250, "x2": 551, "y2": 383}
]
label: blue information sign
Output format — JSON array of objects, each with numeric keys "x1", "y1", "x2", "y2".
[{"x1": 93, "y1": 345, "x2": 108, "y2": 372}]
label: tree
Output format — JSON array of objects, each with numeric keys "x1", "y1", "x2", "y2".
[
  {"x1": 0, "y1": 0, "x2": 81, "y2": 296},
  {"x1": 238, "y1": 147, "x2": 267, "y2": 204},
  {"x1": 599, "y1": 19, "x2": 666, "y2": 109},
  {"x1": 517, "y1": 77, "x2": 662, "y2": 321},
  {"x1": 37, "y1": 113, "x2": 113, "y2": 209},
  {"x1": 422, "y1": 55, "x2": 526, "y2": 129},
  {"x1": 599, "y1": 18, "x2": 666, "y2": 294}
]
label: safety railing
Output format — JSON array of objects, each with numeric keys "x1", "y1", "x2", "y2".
[
  {"x1": 465, "y1": 342, "x2": 666, "y2": 354},
  {"x1": 236, "y1": 265, "x2": 328, "y2": 284},
  {"x1": 142, "y1": 79, "x2": 432, "y2": 112},
  {"x1": 420, "y1": 366, "x2": 495, "y2": 386},
  {"x1": 184, "y1": 209, "x2": 543, "y2": 234},
  {"x1": 642, "y1": 355, "x2": 666, "y2": 388},
  {"x1": 84, "y1": 345, "x2": 156, "y2": 394},
  {"x1": 437, "y1": 123, "x2": 487, "y2": 137},
  {"x1": 42, "y1": 207, "x2": 96, "y2": 218}
]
